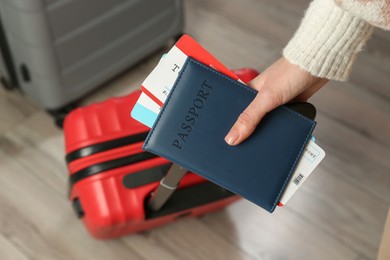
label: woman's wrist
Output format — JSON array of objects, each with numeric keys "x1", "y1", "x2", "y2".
[{"x1": 283, "y1": 0, "x2": 374, "y2": 81}]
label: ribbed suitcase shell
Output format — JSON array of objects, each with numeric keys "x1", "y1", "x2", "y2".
[{"x1": 64, "y1": 91, "x2": 239, "y2": 239}]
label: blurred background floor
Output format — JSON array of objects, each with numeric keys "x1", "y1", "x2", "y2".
[{"x1": 0, "y1": 0, "x2": 389, "y2": 259}]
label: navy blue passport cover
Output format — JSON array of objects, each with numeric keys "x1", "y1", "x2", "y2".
[{"x1": 143, "y1": 57, "x2": 316, "y2": 212}]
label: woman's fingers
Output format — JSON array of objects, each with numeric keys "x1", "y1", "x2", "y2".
[
  {"x1": 224, "y1": 90, "x2": 282, "y2": 145},
  {"x1": 225, "y1": 58, "x2": 327, "y2": 146}
]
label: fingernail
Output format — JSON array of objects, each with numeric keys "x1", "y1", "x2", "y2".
[{"x1": 225, "y1": 130, "x2": 239, "y2": 146}]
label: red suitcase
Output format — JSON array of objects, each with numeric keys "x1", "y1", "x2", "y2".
[{"x1": 64, "y1": 68, "x2": 258, "y2": 239}]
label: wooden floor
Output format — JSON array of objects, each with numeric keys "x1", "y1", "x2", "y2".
[{"x1": 0, "y1": 0, "x2": 389, "y2": 259}]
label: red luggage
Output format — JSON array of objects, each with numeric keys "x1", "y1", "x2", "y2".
[{"x1": 63, "y1": 68, "x2": 258, "y2": 239}]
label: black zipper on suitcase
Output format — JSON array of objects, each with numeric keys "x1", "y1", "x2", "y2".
[
  {"x1": 69, "y1": 151, "x2": 158, "y2": 186},
  {"x1": 0, "y1": 12, "x2": 19, "y2": 88}
]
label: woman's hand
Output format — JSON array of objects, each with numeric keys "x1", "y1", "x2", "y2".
[{"x1": 224, "y1": 57, "x2": 328, "y2": 146}]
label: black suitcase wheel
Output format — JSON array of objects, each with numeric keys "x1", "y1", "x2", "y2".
[
  {"x1": 174, "y1": 32, "x2": 184, "y2": 42},
  {"x1": 48, "y1": 102, "x2": 79, "y2": 128},
  {"x1": 72, "y1": 198, "x2": 84, "y2": 219},
  {"x1": 1, "y1": 76, "x2": 16, "y2": 90}
]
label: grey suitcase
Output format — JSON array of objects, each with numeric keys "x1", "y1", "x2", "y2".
[{"x1": 0, "y1": 0, "x2": 183, "y2": 112}]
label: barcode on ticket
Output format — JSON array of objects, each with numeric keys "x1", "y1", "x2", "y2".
[{"x1": 293, "y1": 173, "x2": 305, "y2": 185}]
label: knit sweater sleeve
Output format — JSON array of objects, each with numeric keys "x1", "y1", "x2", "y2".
[{"x1": 283, "y1": 0, "x2": 386, "y2": 81}]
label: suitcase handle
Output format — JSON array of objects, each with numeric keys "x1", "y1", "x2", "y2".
[{"x1": 147, "y1": 163, "x2": 187, "y2": 211}]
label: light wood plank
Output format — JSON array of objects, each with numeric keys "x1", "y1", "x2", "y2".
[
  {"x1": 201, "y1": 200, "x2": 359, "y2": 260},
  {"x1": 313, "y1": 111, "x2": 390, "y2": 201},
  {"x1": 144, "y1": 218, "x2": 254, "y2": 260},
  {"x1": 286, "y1": 164, "x2": 388, "y2": 258},
  {"x1": 184, "y1": 2, "x2": 279, "y2": 70},
  {"x1": 0, "y1": 87, "x2": 40, "y2": 135},
  {"x1": 311, "y1": 80, "x2": 390, "y2": 150},
  {"x1": 350, "y1": 30, "x2": 390, "y2": 100},
  {"x1": 0, "y1": 112, "x2": 68, "y2": 197},
  {"x1": 0, "y1": 234, "x2": 30, "y2": 260},
  {"x1": 120, "y1": 235, "x2": 182, "y2": 260}
]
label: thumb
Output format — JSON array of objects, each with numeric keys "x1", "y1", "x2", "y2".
[{"x1": 224, "y1": 91, "x2": 282, "y2": 146}]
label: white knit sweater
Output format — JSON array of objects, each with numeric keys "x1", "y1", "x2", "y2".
[{"x1": 283, "y1": 0, "x2": 390, "y2": 81}]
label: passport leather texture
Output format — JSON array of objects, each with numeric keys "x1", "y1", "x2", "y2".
[{"x1": 143, "y1": 57, "x2": 316, "y2": 213}]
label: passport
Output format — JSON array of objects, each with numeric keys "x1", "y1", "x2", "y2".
[{"x1": 143, "y1": 57, "x2": 316, "y2": 213}]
